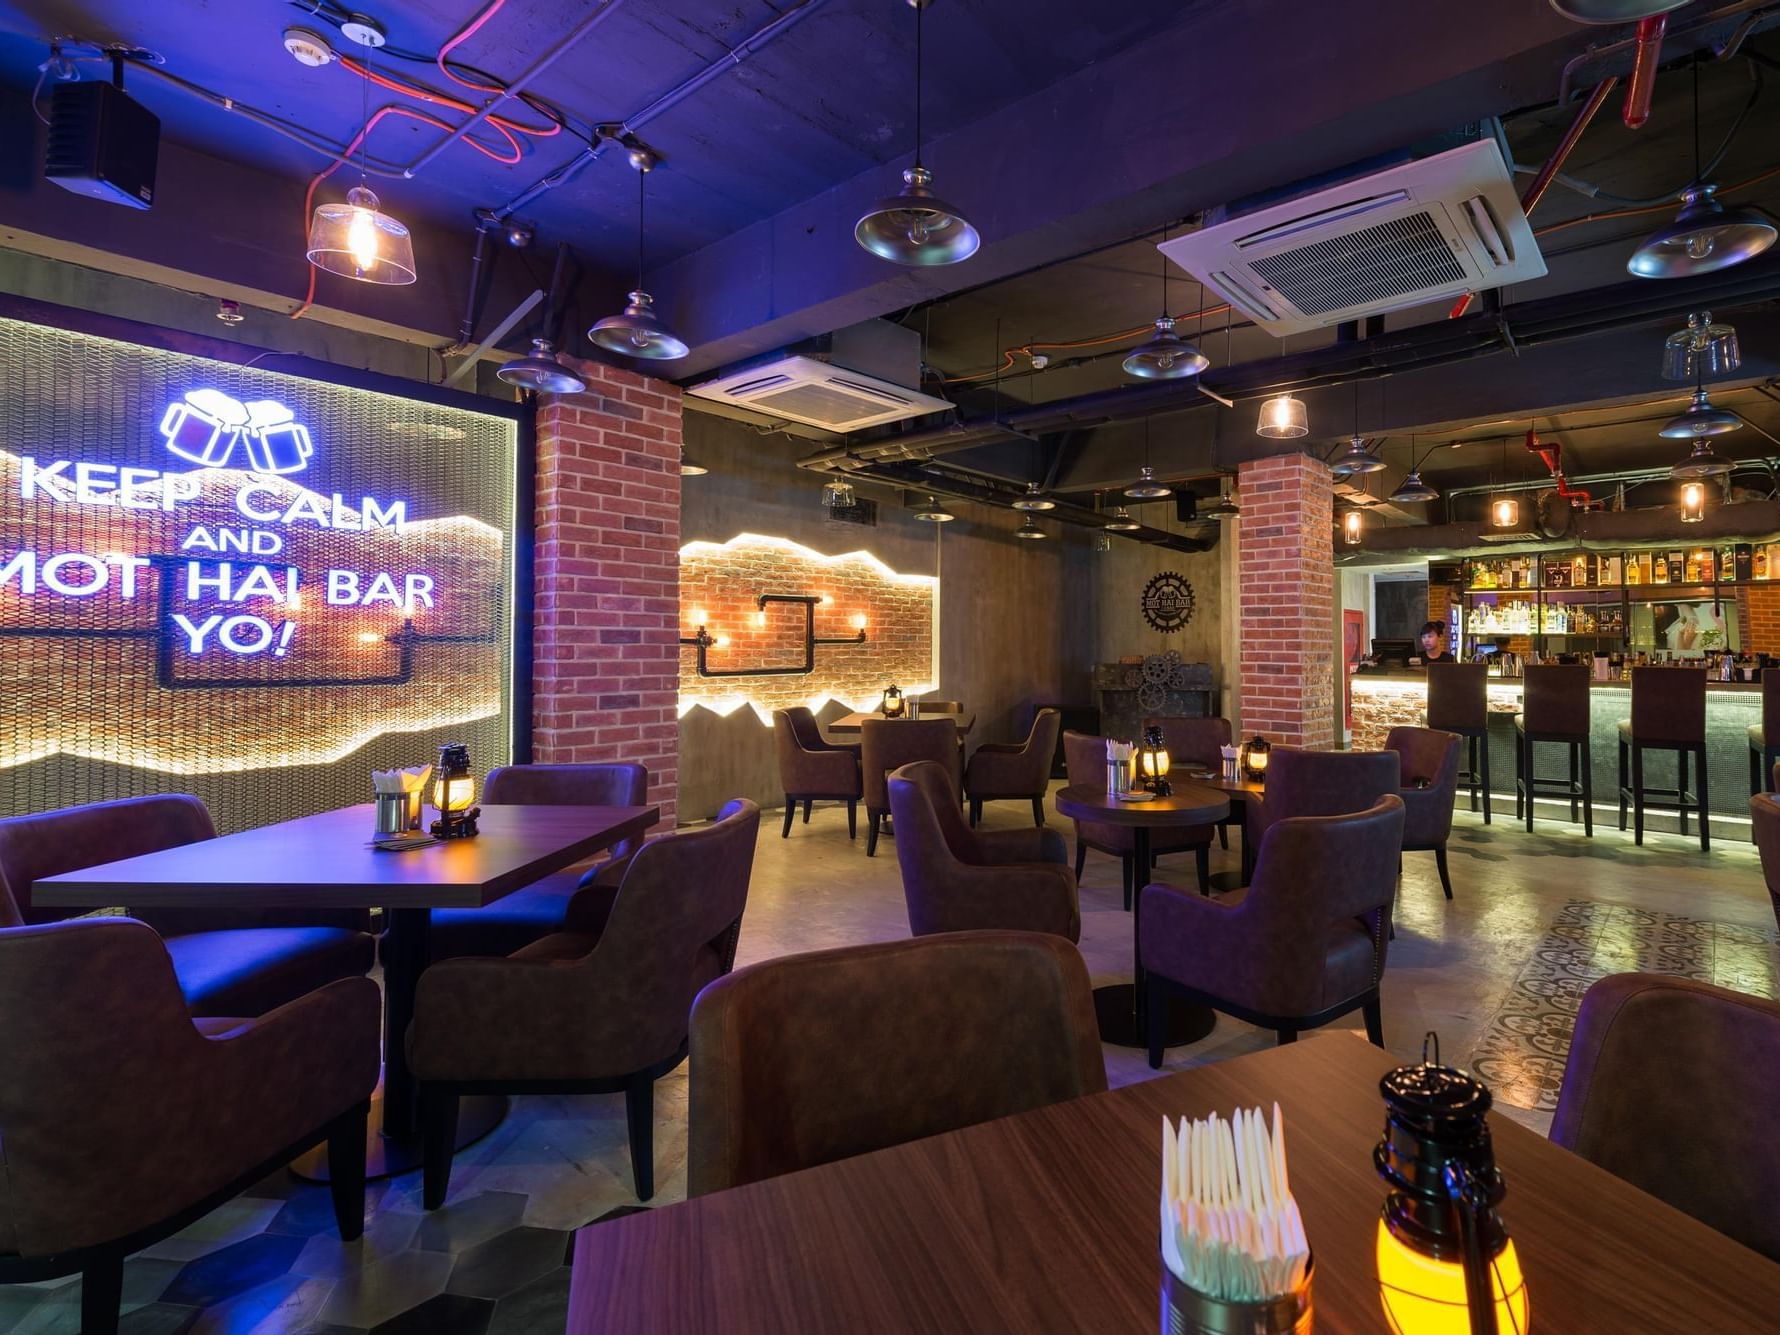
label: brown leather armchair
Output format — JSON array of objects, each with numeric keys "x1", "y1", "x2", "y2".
[
  {"x1": 1751, "y1": 787, "x2": 1780, "y2": 932},
  {"x1": 774, "y1": 706, "x2": 861, "y2": 839},
  {"x1": 0, "y1": 918, "x2": 379, "y2": 1334},
  {"x1": 1153, "y1": 716, "x2": 1236, "y2": 848},
  {"x1": 1384, "y1": 726, "x2": 1464, "y2": 900},
  {"x1": 1553, "y1": 973, "x2": 1780, "y2": 1261},
  {"x1": 861, "y1": 717, "x2": 959, "y2": 856},
  {"x1": 0, "y1": 794, "x2": 373, "y2": 1018},
  {"x1": 887, "y1": 761, "x2": 1080, "y2": 941},
  {"x1": 1140, "y1": 795, "x2": 1405, "y2": 1064},
  {"x1": 686, "y1": 931, "x2": 1105, "y2": 1196},
  {"x1": 965, "y1": 708, "x2": 1062, "y2": 827},
  {"x1": 1244, "y1": 747, "x2": 1399, "y2": 880},
  {"x1": 429, "y1": 762, "x2": 650, "y2": 960},
  {"x1": 407, "y1": 798, "x2": 761, "y2": 1207},
  {"x1": 1062, "y1": 730, "x2": 1210, "y2": 906}
]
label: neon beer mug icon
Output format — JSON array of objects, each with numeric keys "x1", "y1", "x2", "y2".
[{"x1": 159, "y1": 389, "x2": 314, "y2": 475}]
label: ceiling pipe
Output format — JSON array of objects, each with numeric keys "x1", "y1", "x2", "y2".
[
  {"x1": 1557, "y1": 0, "x2": 1780, "y2": 103},
  {"x1": 1524, "y1": 423, "x2": 1598, "y2": 509},
  {"x1": 1622, "y1": 15, "x2": 1667, "y2": 128}
]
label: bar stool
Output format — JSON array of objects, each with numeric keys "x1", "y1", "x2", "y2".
[
  {"x1": 1428, "y1": 663, "x2": 1491, "y2": 823},
  {"x1": 1514, "y1": 664, "x2": 1592, "y2": 836},
  {"x1": 1748, "y1": 670, "x2": 1780, "y2": 796},
  {"x1": 1618, "y1": 666, "x2": 1709, "y2": 852}
]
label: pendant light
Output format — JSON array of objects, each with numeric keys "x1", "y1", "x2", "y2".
[
  {"x1": 1388, "y1": 437, "x2": 1440, "y2": 505},
  {"x1": 1343, "y1": 507, "x2": 1364, "y2": 546},
  {"x1": 1629, "y1": 60, "x2": 1777, "y2": 279},
  {"x1": 911, "y1": 495, "x2": 955, "y2": 522},
  {"x1": 1661, "y1": 312, "x2": 1740, "y2": 381},
  {"x1": 1200, "y1": 481, "x2": 1240, "y2": 519},
  {"x1": 1013, "y1": 515, "x2": 1048, "y2": 540},
  {"x1": 307, "y1": 50, "x2": 416, "y2": 285},
  {"x1": 1103, "y1": 506, "x2": 1141, "y2": 531},
  {"x1": 679, "y1": 451, "x2": 708, "y2": 477},
  {"x1": 1334, "y1": 381, "x2": 1383, "y2": 474},
  {"x1": 1012, "y1": 481, "x2": 1055, "y2": 511},
  {"x1": 498, "y1": 244, "x2": 586, "y2": 394},
  {"x1": 1549, "y1": 0, "x2": 1686, "y2": 20},
  {"x1": 1489, "y1": 436, "x2": 1520, "y2": 529},
  {"x1": 855, "y1": 0, "x2": 979, "y2": 266},
  {"x1": 1256, "y1": 393, "x2": 1309, "y2": 438},
  {"x1": 1124, "y1": 246, "x2": 1208, "y2": 381},
  {"x1": 1661, "y1": 330, "x2": 1741, "y2": 446},
  {"x1": 1679, "y1": 480, "x2": 1708, "y2": 523},
  {"x1": 1126, "y1": 420, "x2": 1173, "y2": 499},
  {"x1": 1670, "y1": 437, "x2": 1733, "y2": 477},
  {"x1": 589, "y1": 149, "x2": 688, "y2": 361}
]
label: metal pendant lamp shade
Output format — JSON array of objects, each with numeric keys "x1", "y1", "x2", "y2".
[
  {"x1": 856, "y1": 167, "x2": 980, "y2": 266},
  {"x1": 1548, "y1": 0, "x2": 1687, "y2": 20},
  {"x1": 1670, "y1": 438, "x2": 1734, "y2": 479},
  {"x1": 1335, "y1": 435, "x2": 1386, "y2": 474},
  {"x1": 911, "y1": 495, "x2": 955, "y2": 522},
  {"x1": 679, "y1": 451, "x2": 709, "y2": 477},
  {"x1": 1122, "y1": 317, "x2": 1209, "y2": 380},
  {"x1": 496, "y1": 339, "x2": 586, "y2": 395},
  {"x1": 590, "y1": 291, "x2": 688, "y2": 360},
  {"x1": 1660, "y1": 388, "x2": 1742, "y2": 439},
  {"x1": 1256, "y1": 393, "x2": 1309, "y2": 438},
  {"x1": 1125, "y1": 466, "x2": 1172, "y2": 499},
  {"x1": 1628, "y1": 185, "x2": 1777, "y2": 279},
  {"x1": 1201, "y1": 489, "x2": 1240, "y2": 519},
  {"x1": 1013, "y1": 515, "x2": 1048, "y2": 540},
  {"x1": 1662, "y1": 312, "x2": 1741, "y2": 380},
  {"x1": 1388, "y1": 470, "x2": 1440, "y2": 504},
  {"x1": 1011, "y1": 481, "x2": 1055, "y2": 511},
  {"x1": 1103, "y1": 506, "x2": 1141, "y2": 531},
  {"x1": 306, "y1": 185, "x2": 416, "y2": 285}
]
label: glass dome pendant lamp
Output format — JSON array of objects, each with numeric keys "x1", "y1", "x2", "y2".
[
  {"x1": 306, "y1": 53, "x2": 416, "y2": 286},
  {"x1": 589, "y1": 150, "x2": 689, "y2": 361}
]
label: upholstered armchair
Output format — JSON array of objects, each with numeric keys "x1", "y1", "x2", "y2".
[
  {"x1": 1061, "y1": 730, "x2": 1210, "y2": 906},
  {"x1": 774, "y1": 707, "x2": 861, "y2": 839},
  {"x1": 1139, "y1": 796, "x2": 1404, "y2": 1063},
  {"x1": 964, "y1": 708, "x2": 1062, "y2": 826},
  {"x1": 1243, "y1": 748, "x2": 1400, "y2": 878},
  {"x1": 1384, "y1": 726, "x2": 1463, "y2": 900},
  {"x1": 887, "y1": 761, "x2": 1079, "y2": 941},
  {"x1": 0, "y1": 794, "x2": 374, "y2": 1018},
  {"x1": 0, "y1": 918, "x2": 379, "y2": 1334},
  {"x1": 1153, "y1": 715, "x2": 1236, "y2": 848},
  {"x1": 429, "y1": 762, "x2": 650, "y2": 960},
  {"x1": 408, "y1": 799, "x2": 761, "y2": 1206},
  {"x1": 1751, "y1": 787, "x2": 1780, "y2": 932},
  {"x1": 861, "y1": 717, "x2": 959, "y2": 856},
  {"x1": 1553, "y1": 973, "x2": 1780, "y2": 1261},
  {"x1": 687, "y1": 931, "x2": 1106, "y2": 1196}
]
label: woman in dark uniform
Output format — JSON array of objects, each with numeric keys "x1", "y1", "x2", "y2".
[{"x1": 1417, "y1": 620, "x2": 1456, "y2": 664}]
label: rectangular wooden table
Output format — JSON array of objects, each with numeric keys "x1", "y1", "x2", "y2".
[
  {"x1": 35, "y1": 801, "x2": 657, "y2": 1175},
  {"x1": 566, "y1": 1032, "x2": 1780, "y2": 1333},
  {"x1": 830, "y1": 711, "x2": 975, "y2": 735}
]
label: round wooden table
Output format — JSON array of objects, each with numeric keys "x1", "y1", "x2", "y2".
[
  {"x1": 1173, "y1": 766, "x2": 1264, "y2": 888},
  {"x1": 1053, "y1": 782, "x2": 1229, "y2": 1050}
]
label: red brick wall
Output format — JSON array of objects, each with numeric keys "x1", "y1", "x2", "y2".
[
  {"x1": 533, "y1": 360, "x2": 680, "y2": 827},
  {"x1": 1741, "y1": 585, "x2": 1780, "y2": 654},
  {"x1": 1238, "y1": 454, "x2": 1335, "y2": 749}
]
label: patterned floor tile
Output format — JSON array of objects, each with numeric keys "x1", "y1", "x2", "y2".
[
  {"x1": 411, "y1": 1193, "x2": 528, "y2": 1256},
  {"x1": 139, "y1": 1199, "x2": 284, "y2": 1264},
  {"x1": 290, "y1": 1210, "x2": 423, "y2": 1280},
  {"x1": 444, "y1": 1228, "x2": 572, "y2": 1301},
  {"x1": 367, "y1": 1293, "x2": 495, "y2": 1335},
  {"x1": 161, "y1": 1235, "x2": 307, "y2": 1309},
  {"x1": 313, "y1": 1250, "x2": 453, "y2": 1330},
  {"x1": 482, "y1": 1268, "x2": 572, "y2": 1335},
  {"x1": 188, "y1": 1274, "x2": 332, "y2": 1335}
]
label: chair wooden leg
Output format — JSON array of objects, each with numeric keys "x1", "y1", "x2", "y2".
[
  {"x1": 1569, "y1": 742, "x2": 1580, "y2": 823},
  {"x1": 1697, "y1": 743, "x2": 1710, "y2": 852},
  {"x1": 1121, "y1": 854, "x2": 1134, "y2": 912},
  {"x1": 969, "y1": 798, "x2": 982, "y2": 827},
  {"x1": 1632, "y1": 745, "x2": 1645, "y2": 846},
  {"x1": 866, "y1": 812, "x2": 881, "y2": 857},
  {"x1": 1581, "y1": 743, "x2": 1593, "y2": 838},
  {"x1": 846, "y1": 800, "x2": 857, "y2": 839},
  {"x1": 421, "y1": 1085, "x2": 459, "y2": 1211},
  {"x1": 802, "y1": 799, "x2": 813, "y2": 825},
  {"x1": 1480, "y1": 730, "x2": 1492, "y2": 825},
  {"x1": 80, "y1": 1253, "x2": 123, "y2": 1335},
  {"x1": 1031, "y1": 796, "x2": 1045, "y2": 826},
  {"x1": 1277, "y1": 1027, "x2": 1298, "y2": 1046},
  {"x1": 1146, "y1": 977, "x2": 1166, "y2": 1070},
  {"x1": 327, "y1": 1100, "x2": 369, "y2": 1240},
  {"x1": 1362, "y1": 997, "x2": 1384, "y2": 1048},
  {"x1": 1435, "y1": 846, "x2": 1453, "y2": 900},
  {"x1": 1618, "y1": 738, "x2": 1629, "y2": 831},
  {"x1": 781, "y1": 797, "x2": 795, "y2": 838},
  {"x1": 1523, "y1": 735, "x2": 1535, "y2": 833},
  {"x1": 1218, "y1": 823, "x2": 1228, "y2": 850},
  {"x1": 1753, "y1": 745, "x2": 1763, "y2": 799},
  {"x1": 625, "y1": 1076, "x2": 655, "y2": 1202},
  {"x1": 1195, "y1": 844, "x2": 1210, "y2": 895},
  {"x1": 1678, "y1": 749, "x2": 1689, "y2": 837},
  {"x1": 1075, "y1": 840, "x2": 1086, "y2": 878}
]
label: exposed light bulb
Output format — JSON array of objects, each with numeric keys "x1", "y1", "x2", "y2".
[
  {"x1": 852, "y1": 613, "x2": 868, "y2": 631},
  {"x1": 1680, "y1": 481, "x2": 1706, "y2": 523},
  {"x1": 1491, "y1": 496, "x2": 1520, "y2": 529},
  {"x1": 346, "y1": 206, "x2": 380, "y2": 274}
]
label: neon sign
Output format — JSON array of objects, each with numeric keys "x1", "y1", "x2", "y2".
[{"x1": 161, "y1": 389, "x2": 314, "y2": 474}]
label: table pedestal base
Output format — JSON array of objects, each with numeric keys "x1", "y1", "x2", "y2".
[
  {"x1": 289, "y1": 1091, "x2": 508, "y2": 1182},
  {"x1": 1093, "y1": 984, "x2": 1215, "y2": 1050}
]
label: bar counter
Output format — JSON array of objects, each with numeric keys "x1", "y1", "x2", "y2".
[{"x1": 1350, "y1": 671, "x2": 1759, "y2": 837}]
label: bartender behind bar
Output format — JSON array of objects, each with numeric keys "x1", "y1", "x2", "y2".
[{"x1": 1413, "y1": 620, "x2": 1456, "y2": 665}]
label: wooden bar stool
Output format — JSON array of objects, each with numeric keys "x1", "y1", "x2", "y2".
[
  {"x1": 1514, "y1": 664, "x2": 1592, "y2": 836},
  {"x1": 1618, "y1": 666, "x2": 1709, "y2": 851},
  {"x1": 1428, "y1": 663, "x2": 1491, "y2": 824},
  {"x1": 1748, "y1": 670, "x2": 1780, "y2": 796}
]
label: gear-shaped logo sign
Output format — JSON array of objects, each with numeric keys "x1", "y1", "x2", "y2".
[
  {"x1": 159, "y1": 388, "x2": 315, "y2": 475},
  {"x1": 1141, "y1": 570, "x2": 1196, "y2": 633}
]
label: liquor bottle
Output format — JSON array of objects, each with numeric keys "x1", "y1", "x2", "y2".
[
  {"x1": 1626, "y1": 553, "x2": 1642, "y2": 585},
  {"x1": 1721, "y1": 546, "x2": 1737, "y2": 583},
  {"x1": 1758, "y1": 546, "x2": 1771, "y2": 580},
  {"x1": 1736, "y1": 544, "x2": 1753, "y2": 582},
  {"x1": 1585, "y1": 553, "x2": 1598, "y2": 587},
  {"x1": 1602, "y1": 553, "x2": 1621, "y2": 586},
  {"x1": 1572, "y1": 553, "x2": 1587, "y2": 587},
  {"x1": 1685, "y1": 551, "x2": 1701, "y2": 584},
  {"x1": 1668, "y1": 551, "x2": 1685, "y2": 584},
  {"x1": 1653, "y1": 553, "x2": 1669, "y2": 584}
]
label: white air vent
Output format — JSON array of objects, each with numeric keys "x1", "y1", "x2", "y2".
[
  {"x1": 1158, "y1": 139, "x2": 1545, "y2": 337},
  {"x1": 688, "y1": 354, "x2": 953, "y2": 431}
]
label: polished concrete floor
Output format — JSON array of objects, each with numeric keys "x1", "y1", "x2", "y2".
[{"x1": 4, "y1": 786, "x2": 1775, "y2": 1333}]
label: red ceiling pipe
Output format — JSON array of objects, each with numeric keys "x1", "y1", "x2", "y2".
[
  {"x1": 1449, "y1": 76, "x2": 1620, "y2": 319},
  {"x1": 1623, "y1": 14, "x2": 1667, "y2": 129},
  {"x1": 1525, "y1": 425, "x2": 1597, "y2": 509}
]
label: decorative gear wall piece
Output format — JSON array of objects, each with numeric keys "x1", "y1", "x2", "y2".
[{"x1": 1141, "y1": 570, "x2": 1196, "y2": 633}]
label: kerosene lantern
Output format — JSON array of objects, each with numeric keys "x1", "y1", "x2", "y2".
[
  {"x1": 430, "y1": 742, "x2": 481, "y2": 839},
  {"x1": 880, "y1": 684, "x2": 906, "y2": 718},
  {"x1": 1135, "y1": 724, "x2": 1172, "y2": 795},
  {"x1": 1241, "y1": 734, "x2": 1271, "y2": 784},
  {"x1": 1374, "y1": 1034, "x2": 1529, "y2": 1335}
]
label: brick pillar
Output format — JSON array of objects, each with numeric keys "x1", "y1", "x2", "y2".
[
  {"x1": 1237, "y1": 453, "x2": 1335, "y2": 750},
  {"x1": 533, "y1": 361, "x2": 681, "y2": 827}
]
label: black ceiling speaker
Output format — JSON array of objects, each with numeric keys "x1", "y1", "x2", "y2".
[
  {"x1": 1174, "y1": 493, "x2": 1200, "y2": 524},
  {"x1": 45, "y1": 78, "x2": 160, "y2": 210}
]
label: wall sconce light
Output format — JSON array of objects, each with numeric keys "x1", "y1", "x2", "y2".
[
  {"x1": 1374, "y1": 1033, "x2": 1529, "y2": 1335},
  {"x1": 1489, "y1": 496, "x2": 1520, "y2": 530},
  {"x1": 1679, "y1": 480, "x2": 1707, "y2": 523},
  {"x1": 1343, "y1": 508, "x2": 1365, "y2": 546},
  {"x1": 852, "y1": 613, "x2": 868, "y2": 631},
  {"x1": 430, "y1": 742, "x2": 480, "y2": 839},
  {"x1": 680, "y1": 594, "x2": 866, "y2": 677}
]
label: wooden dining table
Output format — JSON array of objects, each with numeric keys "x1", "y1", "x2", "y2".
[
  {"x1": 32, "y1": 800, "x2": 657, "y2": 1177},
  {"x1": 565, "y1": 1031, "x2": 1780, "y2": 1333},
  {"x1": 829, "y1": 710, "x2": 976, "y2": 735}
]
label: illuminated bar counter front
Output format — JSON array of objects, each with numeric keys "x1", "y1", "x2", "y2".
[{"x1": 1349, "y1": 671, "x2": 1761, "y2": 840}]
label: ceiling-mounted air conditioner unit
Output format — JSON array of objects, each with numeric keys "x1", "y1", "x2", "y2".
[
  {"x1": 688, "y1": 354, "x2": 953, "y2": 432},
  {"x1": 1158, "y1": 139, "x2": 1545, "y2": 337}
]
